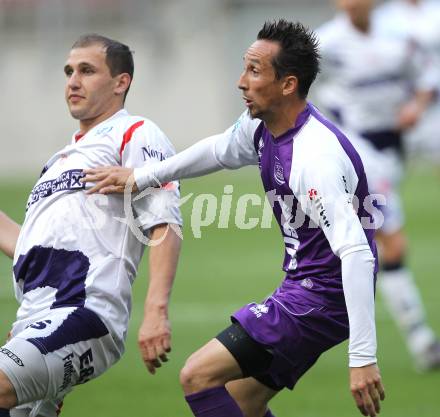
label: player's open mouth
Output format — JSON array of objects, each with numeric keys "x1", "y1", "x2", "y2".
[{"x1": 243, "y1": 97, "x2": 253, "y2": 107}]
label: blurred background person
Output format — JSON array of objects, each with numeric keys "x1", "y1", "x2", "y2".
[
  {"x1": 314, "y1": 0, "x2": 440, "y2": 371},
  {"x1": 374, "y1": 0, "x2": 440, "y2": 166}
]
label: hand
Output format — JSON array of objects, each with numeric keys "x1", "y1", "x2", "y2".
[
  {"x1": 81, "y1": 166, "x2": 137, "y2": 194},
  {"x1": 350, "y1": 364, "x2": 385, "y2": 417},
  {"x1": 397, "y1": 101, "x2": 423, "y2": 131},
  {"x1": 138, "y1": 311, "x2": 172, "y2": 375}
]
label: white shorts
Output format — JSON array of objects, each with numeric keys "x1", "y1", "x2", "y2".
[
  {"x1": 0, "y1": 307, "x2": 121, "y2": 417},
  {"x1": 351, "y1": 134, "x2": 404, "y2": 234}
]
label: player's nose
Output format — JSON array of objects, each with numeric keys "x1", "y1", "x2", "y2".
[
  {"x1": 237, "y1": 71, "x2": 247, "y2": 91},
  {"x1": 67, "y1": 71, "x2": 81, "y2": 89}
]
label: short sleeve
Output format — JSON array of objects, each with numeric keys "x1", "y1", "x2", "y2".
[{"x1": 120, "y1": 119, "x2": 182, "y2": 232}]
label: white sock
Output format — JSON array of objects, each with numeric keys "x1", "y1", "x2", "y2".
[{"x1": 379, "y1": 267, "x2": 436, "y2": 356}]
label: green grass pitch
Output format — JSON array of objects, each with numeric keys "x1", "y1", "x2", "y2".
[{"x1": 0, "y1": 166, "x2": 439, "y2": 416}]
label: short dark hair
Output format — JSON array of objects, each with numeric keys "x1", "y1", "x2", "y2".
[
  {"x1": 257, "y1": 20, "x2": 320, "y2": 99},
  {"x1": 72, "y1": 34, "x2": 134, "y2": 99}
]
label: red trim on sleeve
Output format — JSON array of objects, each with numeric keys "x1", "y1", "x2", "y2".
[{"x1": 119, "y1": 120, "x2": 145, "y2": 159}]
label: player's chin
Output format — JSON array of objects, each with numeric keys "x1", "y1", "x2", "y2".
[
  {"x1": 68, "y1": 106, "x2": 86, "y2": 120},
  {"x1": 247, "y1": 107, "x2": 260, "y2": 120}
]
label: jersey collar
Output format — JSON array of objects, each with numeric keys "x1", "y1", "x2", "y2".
[
  {"x1": 72, "y1": 109, "x2": 129, "y2": 143},
  {"x1": 269, "y1": 102, "x2": 312, "y2": 145}
]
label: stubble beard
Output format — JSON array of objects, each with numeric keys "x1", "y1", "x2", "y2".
[{"x1": 68, "y1": 104, "x2": 88, "y2": 121}]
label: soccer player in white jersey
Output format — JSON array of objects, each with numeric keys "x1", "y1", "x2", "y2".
[
  {"x1": 0, "y1": 35, "x2": 182, "y2": 417},
  {"x1": 314, "y1": 0, "x2": 440, "y2": 371},
  {"x1": 83, "y1": 20, "x2": 385, "y2": 417},
  {"x1": 375, "y1": 0, "x2": 440, "y2": 164}
]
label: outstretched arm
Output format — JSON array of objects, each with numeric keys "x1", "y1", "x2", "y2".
[
  {"x1": 82, "y1": 112, "x2": 260, "y2": 194},
  {"x1": 138, "y1": 223, "x2": 181, "y2": 374},
  {"x1": 83, "y1": 135, "x2": 225, "y2": 194},
  {"x1": 0, "y1": 211, "x2": 20, "y2": 259}
]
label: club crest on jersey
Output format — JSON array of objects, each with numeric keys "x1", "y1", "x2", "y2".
[
  {"x1": 274, "y1": 158, "x2": 285, "y2": 185},
  {"x1": 250, "y1": 303, "x2": 269, "y2": 318},
  {"x1": 95, "y1": 126, "x2": 113, "y2": 136},
  {"x1": 59, "y1": 154, "x2": 69, "y2": 166}
]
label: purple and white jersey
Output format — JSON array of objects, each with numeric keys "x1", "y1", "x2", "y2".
[
  {"x1": 315, "y1": 13, "x2": 439, "y2": 135},
  {"x1": 12, "y1": 109, "x2": 182, "y2": 355},
  {"x1": 215, "y1": 103, "x2": 378, "y2": 281},
  {"x1": 374, "y1": 0, "x2": 440, "y2": 64}
]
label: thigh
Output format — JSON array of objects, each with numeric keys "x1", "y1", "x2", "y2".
[
  {"x1": 0, "y1": 337, "x2": 48, "y2": 407},
  {"x1": 10, "y1": 400, "x2": 62, "y2": 417},
  {"x1": 2, "y1": 308, "x2": 119, "y2": 406},
  {"x1": 232, "y1": 279, "x2": 349, "y2": 390}
]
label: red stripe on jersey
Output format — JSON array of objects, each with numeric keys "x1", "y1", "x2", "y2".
[
  {"x1": 120, "y1": 120, "x2": 145, "y2": 158},
  {"x1": 162, "y1": 182, "x2": 177, "y2": 191},
  {"x1": 75, "y1": 133, "x2": 85, "y2": 142}
]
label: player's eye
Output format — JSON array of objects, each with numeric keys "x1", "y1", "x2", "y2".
[
  {"x1": 64, "y1": 68, "x2": 73, "y2": 77},
  {"x1": 82, "y1": 67, "x2": 95, "y2": 74}
]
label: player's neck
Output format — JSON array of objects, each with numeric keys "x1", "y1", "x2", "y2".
[
  {"x1": 78, "y1": 105, "x2": 124, "y2": 135},
  {"x1": 264, "y1": 100, "x2": 307, "y2": 139}
]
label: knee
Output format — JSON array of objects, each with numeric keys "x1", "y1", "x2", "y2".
[
  {"x1": 179, "y1": 354, "x2": 212, "y2": 394},
  {"x1": 0, "y1": 371, "x2": 17, "y2": 409}
]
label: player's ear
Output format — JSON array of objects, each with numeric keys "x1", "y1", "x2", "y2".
[
  {"x1": 114, "y1": 73, "x2": 131, "y2": 97},
  {"x1": 282, "y1": 75, "x2": 298, "y2": 97}
]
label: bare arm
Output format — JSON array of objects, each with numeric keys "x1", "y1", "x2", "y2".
[
  {"x1": 398, "y1": 89, "x2": 437, "y2": 131},
  {"x1": 138, "y1": 223, "x2": 182, "y2": 374},
  {"x1": 0, "y1": 211, "x2": 20, "y2": 259}
]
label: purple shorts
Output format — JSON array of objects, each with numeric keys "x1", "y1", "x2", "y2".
[{"x1": 232, "y1": 276, "x2": 349, "y2": 390}]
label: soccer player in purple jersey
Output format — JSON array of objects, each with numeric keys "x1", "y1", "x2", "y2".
[
  {"x1": 316, "y1": 0, "x2": 440, "y2": 371},
  {"x1": 84, "y1": 20, "x2": 385, "y2": 417}
]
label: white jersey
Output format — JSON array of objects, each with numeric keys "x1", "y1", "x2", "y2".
[
  {"x1": 374, "y1": 0, "x2": 440, "y2": 62},
  {"x1": 12, "y1": 109, "x2": 182, "y2": 355},
  {"x1": 315, "y1": 14, "x2": 439, "y2": 134},
  {"x1": 374, "y1": 0, "x2": 440, "y2": 160}
]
